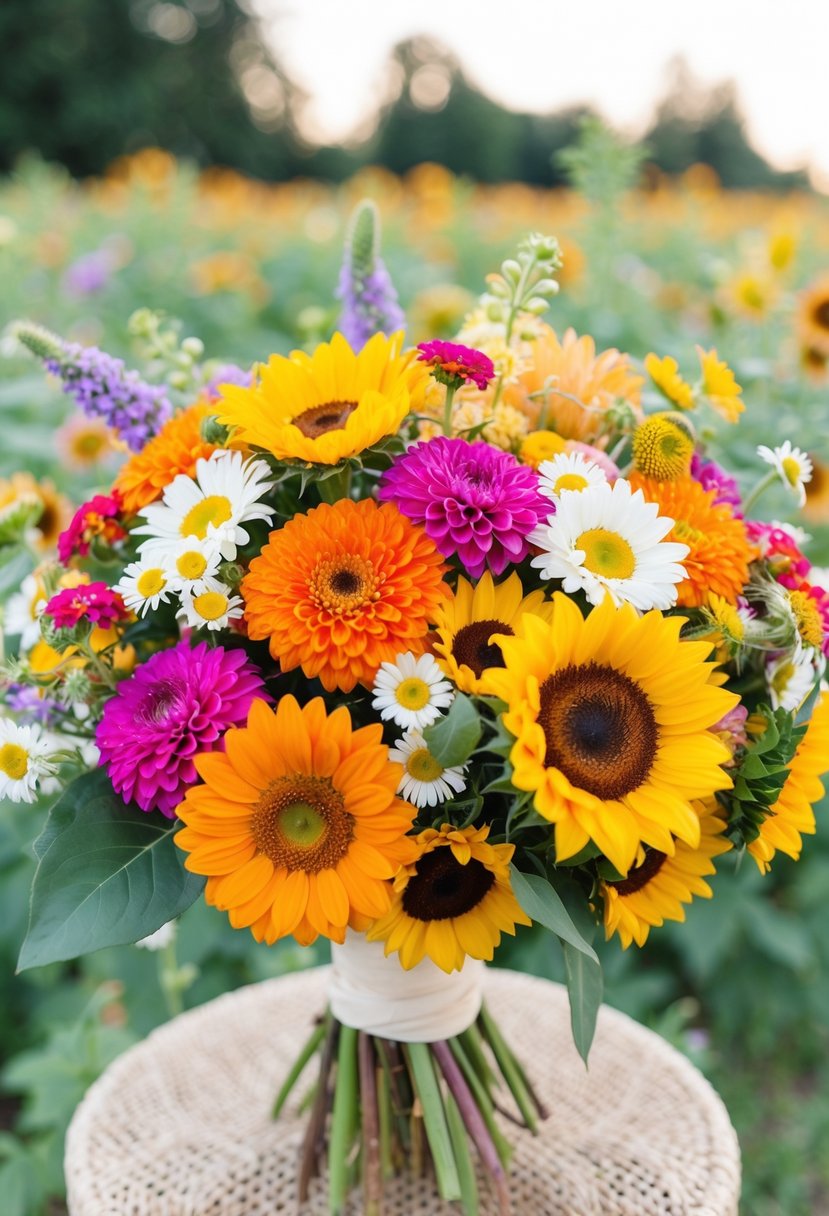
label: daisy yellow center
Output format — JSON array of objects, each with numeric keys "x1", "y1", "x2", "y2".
[
  {"x1": 788, "y1": 590, "x2": 824, "y2": 649},
  {"x1": 395, "y1": 677, "x2": 432, "y2": 710},
  {"x1": 406, "y1": 748, "x2": 444, "y2": 782},
  {"x1": 781, "y1": 456, "x2": 803, "y2": 487},
  {"x1": 251, "y1": 775, "x2": 354, "y2": 872},
  {"x1": 73, "y1": 431, "x2": 108, "y2": 458},
  {"x1": 576, "y1": 529, "x2": 636, "y2": 580},
  {"x1": 0, "y1": 742, "x2": 29, "y2": 780},
  {"x1": 538, "y1": 662, "x2": 658, "y2": 799},
  {"x1": 293, "y1": 400, "x2": 358, "y2": 439},
  {"x1": 180, "y1": 494, "x2": 232, "y2": 540},
  {"x1": 402, "y1": 847, "x2": 495, "y2": 921},
  {"x1": 193, "y1": 591, "x2": 229, "y2": 621},
  {"x1": 176, "y1": 550, "x2": 208, "y2": 580},
  {"x1": 452, "y1": 619, "x2": 513, "y2": 678},
  {"x1": 137, "y1": 568, "x2": 167, "y2": 598},
  {"x1": 555, "y1": 473, "x2": 589, "y2": 493},
  {"x1": 611, "y1": 848, "x2": 667, "y2": 895},
  {"x1": 309, "y1": 555, "x2": 381, "y2": 617},
  {"x1": 771, "y1": 661, "x2": 795, "y2": 695}
]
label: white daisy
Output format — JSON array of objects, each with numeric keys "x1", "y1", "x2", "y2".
[
  {"x1": 809, "y1": 566, "x2": 829, "y2": 593},
  {"x1": 389, "y1": 730, "x2": 467, "y2": 808},
  {"x1": 165, "y1": 535, "x2": 223, "y2": 595},
  {"x1": 757, "y1": 442, "x2": 813, "y2": 507},
  {"x1": 4, "y1": 573, "x2": 47, "y2": 651},
  {"x1": 178, "y1": 580, "x2": 245, "y2": 632},
  {"x1": 115, "y1": 556, "x2": 175, "y2": 616},
  {"x1": 0, "y1": 719, "x2": 58, "y2": 803},
  {"x1": 529, "y1": 478, "x2": 689, "y2": 610},
  {"x1": 135, "y1": 449, "x2": 275, "y2": 561},
  {"x1": 537, "y1": 451, "x2": 607, "y2": 504},
  {"x1": 766, "y1": 650, "x2": 825, "y2": 712},
  {"x1": 372, "y1": 652, "x2": 455, "y2": 731}
]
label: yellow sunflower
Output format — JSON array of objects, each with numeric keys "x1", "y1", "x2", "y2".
[
  {"x1": 486, "y1": 595, "x2": 737, "y2": 877},
  {"x1": 366, "y1": 824, "x2": 530, "y2": 973},
  {"x1": 796, "y1": 274, "x2": 829, "y2": 358},
  {"x1": 748, "y1": 692, "x2": 829, "y2": 873},
  {"x1": 216, "y1": 332, "x2": 426, "y2": 465},
  {"x1": 601, "y1": 799, "x2": 732, "y2": 948},
  {"x1": 432, "y1": 570, "x2": 554, "y2": 696},
  {"x1": 175, "y1": 696, "x2": 418, "y2": 946},
  {"x1": 803, "y1": 453, "x2": 829, "y2": 523}
]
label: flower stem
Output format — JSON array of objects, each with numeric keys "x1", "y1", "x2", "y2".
[
  {"x1": 329, "y1": 1025, "x2": 359, "y2": 1215},
  {"x1": 742, "y1": 467, "x2": 778, "y2": 515},
  {"x1": 403, "y1": 1041, "x2": 462, "y2": 1201},
  {"x1": 318, "y1": 465, "x2": 352, "y2": 504},
  {"x1": 298, "y1": 1018, "x2": 339, "y2": 1205},
  {"x1": 442, "y1": 383, "x2": 457, "y2": 436},
  {"x1": 358, "y1": 1032, "x2": 383, "y2": 1216},
  {"x1": 477, "y1": 1004, "x2": 537, "y2": 1132},
  {"x1": 272, "y1": 1017, "x2": 327, "y2": 1119}
]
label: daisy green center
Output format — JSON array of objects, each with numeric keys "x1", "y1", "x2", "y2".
[
  {"x1": 576, "y1": 528, "x2": 636, "y2": 580},
  {"x1": 406, "y1": 748, "x2": 444, "y2": 782},
  {"x1": 137, "y1": 568, "x2": 167, "y2": 598},
  {"x1": 180, "y1": 494, "x2": 232, "y2": 540},
  {"x1": 781, "y1": 456, "x2": 803, "y2": 487},
  {"x1": 395, "y1": 677, "x2": 432, "y2": 710},
  {"x1": 193, "y1": 591, "x2": 229, "y2": 621},
  {"x1": 555, "y1": 473, "x2": 589, "y2": 493},
  {"x1": 176, "y1": 551, "x2": 208, "y2": 580},
  {"x1": 0, "y1": 742, "x2": 29, "y2": 780},
  {"x1": 277, "y1": 802, "x2": 327, "y2": 848}
]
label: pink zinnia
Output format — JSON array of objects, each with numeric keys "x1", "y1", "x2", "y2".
[
  {"x1": 417, "y1": 341, "x2": 495, "y2": 391},
  {"x1": 96, "y1": 640, "x2": 266, "y2": 817},
  {"x1": 746, "y1": 520, "x2": 811, "y2": 585},
  {"x1": 379, "y1": 436, "x2": 550, "y2": 579},
  {"x1": 58, "y1": 491, "x2": 126, "y2": 563},
  {"x1": 44, "y1": 582, "x2": 128, "y2": 631}
]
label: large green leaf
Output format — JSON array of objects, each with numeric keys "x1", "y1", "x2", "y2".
[
  {"x1": 422, "y1": 692, "x2": 482, "y2": 768},
  {"x1": 563, "y1": 942, "x2": 603, "y2": 1064},
  {"x1": 509, "y1": 865, "x2": 598, "y2": 963},
  {"x1": 18, "y1": 770, "x2": 204, "y2": 971}
]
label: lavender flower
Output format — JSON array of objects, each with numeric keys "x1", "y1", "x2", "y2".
[
  {"x1": 5, "y1": 684, "x2": 61, "y2": 727},
  {"x1": 336, "y1": 199, "x2": 405, "y2": 348},
  {"x1": 62, "y1": 251, "x2": 112, "y2": 298},
  {"x1": 204, "y1": 363, "x2": 252, "y2": 400}
]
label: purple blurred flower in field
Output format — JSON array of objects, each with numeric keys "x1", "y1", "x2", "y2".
[
  {"x1": 336, "y1": 199, "x2": 404, "y2": 348},
  {"x1": 205, "y1": 364, "x2": 252, "y2": 400},
  {"x1": 691, "y1": 452, "x2": 743, "y2": 512},
  {"x1": 62, "y1": 251, "x2": 112, "y2": 298},
  {"x1": 5, "y1": 685, "x2": 61, "y2": 727},
  {"x1": 379, "y1": 436, "x2": 551, "y2": 579}
]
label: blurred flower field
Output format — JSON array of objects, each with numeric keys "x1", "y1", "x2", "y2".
[{"x1": 1, "y1": 135, "x2": 829, "y2": 1215}]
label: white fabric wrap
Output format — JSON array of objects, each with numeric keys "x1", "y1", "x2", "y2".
[{"x1": 328, "y1": 932, "x2": 485, "y2": 1042}]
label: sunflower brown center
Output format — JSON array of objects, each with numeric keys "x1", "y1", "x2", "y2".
[
  {"x1": 452, "y1": 619, "x2": 513, "y2": 677},
  {"x1": 309, "y1": 555, "x2": 382, "y2": 617},
  {"x1": 812, "y1": 301, "x2": 829, "y2": 331},
  {"x1": 293, "y1": 400, "x2": 358, "y2": 439},
  {"x1": 537, "y1": 662, "x2": 658, "y2": 800},
  {"x1": 251, "y1": 775, "x2": 354, "y2": 873},
  {"x1": 612, "y1": 848, "x2": 667, "y2": 895},
  {"x1": 402, "y1": 848, "x2": 495, "y2": 922}
]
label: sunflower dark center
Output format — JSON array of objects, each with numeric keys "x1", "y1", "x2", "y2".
[
  {"x1": 813, "y1": 302, "x2": 829, "y2": 331},
  {"x1": 612, "y1": 849, "x2": 667, "y2": 895},
  {"x1": 402, "y1": 848, "x2": 495, "y2": 921},
  {"x1": 452, "y1": 619, "x2": 514, "y2": 678},
  {"x1": 293, "y1": 400, "x2": 358, "y2": 439},
  {"x1": 251, "y1": 775, "x2": 354, "y2": 872},
  {"x1": 537, "y1": 662, "x2": 658, "y2": 800}
]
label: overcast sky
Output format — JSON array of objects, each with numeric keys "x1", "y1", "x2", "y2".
[{"x1": 260, "y1": 0, "x2": 829, "y2": 184}]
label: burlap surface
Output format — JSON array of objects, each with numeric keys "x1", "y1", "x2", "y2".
[{"x1": 65, "y1": 967, "x2": 740, "y2": 1215}]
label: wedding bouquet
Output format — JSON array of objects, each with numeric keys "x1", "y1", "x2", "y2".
[{"x1": 2, "y1": 203, "x2": 828, "y2": 1215}]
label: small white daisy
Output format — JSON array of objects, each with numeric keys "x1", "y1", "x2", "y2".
[
  {"x1": 766, "y1": 650, "x2": 825, "y2": 712},
  {"x1": 372, "y1": 652, "x2": 455, "y2": 731},
  {"x1": 135, "y1": 920, "x2": 177, "y2": 951},
  {"x1": 0, "y1": 719, "x2": 58, "y2": 803},
  {"x1": 135, "y1": 449, "x2": 274, "y2": 561},
  {"x1": 389, "y1": 730, "x2": 467, "y2": 808},
  {"x1": 4, "y1": 573, "x2": 47, "y2": 651},
  {"x1": 537, "y1": 450, "x2": 607, "y2": 504},
  {"x1": 769, "y1": 520, "x2": 812, "y2": 549},
  {"x1": 116, "y1": 555, "x2": 175, "y2": 616},
  {"x1": 757, "y1": 442, "x2": 813, "y2": 507},
  {"x1": 178, "y1": 580, "x2": 245, "y2": 632},
  {"x1": 529, "y1": 478, "x2": 689, "y2": 610},
  {"x1": 165, "y1": 535, "x2": 223, "y2": 595}
]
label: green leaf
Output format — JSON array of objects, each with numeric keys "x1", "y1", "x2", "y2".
[
  {"x1": 0, "y1": 546, "x2": 34, "y2": 602},
  {"x1": 422, "y1": 692, "x2": 482, "y2": 768},
  {"x1": 18, "y1": 770, "x2": 205, "y2": 971},
  {"x1": 563, "y1": 941, "x2": 603, "y2": 1064},
  {"x1": 509, "y1": 865, "x2": 598, "y2": 963}
]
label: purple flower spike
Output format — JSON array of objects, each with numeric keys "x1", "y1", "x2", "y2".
[
  {"x1": 379, "y1": 437, "x2": 552, "y2": 580},
  {"x1": 336, "y1": 199, "x2": 405, "y2": 348},
  {"x1": 46, "y1": 343, "x2": 171, "y2": 452}
]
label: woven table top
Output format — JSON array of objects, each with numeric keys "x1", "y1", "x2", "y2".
[{"x1": 65, "y1": 966, "x2": 741, "y2": 1216}]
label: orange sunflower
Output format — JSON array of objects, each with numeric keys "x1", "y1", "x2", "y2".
[
  {"x1": 243, "y1": 498, "x2": 448, "y2": 693},
  {"x1": 628, "y1": 473, "x2": 755, "y2": 608},
  {"x1": 796, "y1": 275, "x2": 829, "y2": 358},
  {"x1": 175, "y1": 696, "x2": 418, "y2": 946},
  {"x1": 112, "y1": 401, "x2": 216, "y2": 515},
  {"x1": 748, "y1": 692, "x2": 829, "y2": 874}
]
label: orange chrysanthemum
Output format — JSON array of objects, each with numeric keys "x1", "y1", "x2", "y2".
[
  {"x1": 506, "y1": 324, "x2": 643, "y2": 442},
  {"x1": 629, "y1": 473, "x2": 755, "y2": 608},
  {"x1": 243, "y1": 498, "x2": 448, "y2": 693},
  {"x1": 112, "y1": 402, "x2": 217, "y2": 515},
  {"x1": 748, "y1": 692, "x2": 829, "y2": 874},
  {"x1": 175, "y1": 696, "x2": 418, "y2": 946}
]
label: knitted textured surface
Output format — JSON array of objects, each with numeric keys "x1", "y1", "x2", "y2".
[{"x1": 65, "y1": 967, "x2": 740, "y2": 1216}]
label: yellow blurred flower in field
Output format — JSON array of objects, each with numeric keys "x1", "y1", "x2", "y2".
[
  {"x1": 696, "y1": 347, "x2": 744, "y2": 423},
  {"x1": 803, "y1": 453, "x2": 829, "y2": 523},
  {"x1": 0, "y1": 474, "x2": 71, "y2": 552},
  {"x1": 55, "y1": 415, "x2": 116, "y2": 471},
  {"x1": 768, "y1": 230, "x2": 797, "y2": 273},
  {"x1": 519, "y1": 429, "x2": 567, "y2": 468},
  {"x1": 800, "y1": 345, "x2": 829, "y2": 384},
  {"x1": 409, "y1": 283, "x2": 475, "y2": 342},
  {"x1": 724, "y1": 271, "x2": 777, "y2": 321},
  {"x1": 644, "y1": 353, "x2": 695, "y2": 411},
  {"x1": 190, "y1": 251, "x2": 267, "y2": 303},
  {"x1": 796, "y1": 274, "x2": 829, "y2": 357}
]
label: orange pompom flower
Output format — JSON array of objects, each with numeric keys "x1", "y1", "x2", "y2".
[
  {"x1": 242, "y1": 498, "x2": 448, "y2": 693},
  {"x1": 112, "y1": 401, "x2": 216, "y2": 515}
]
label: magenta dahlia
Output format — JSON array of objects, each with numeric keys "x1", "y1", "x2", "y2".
[
  {"x1": 44, "y1": 582, "x2": 128, "y2": 630},
  {"x1": 96, "y1": 640, "x2": 266, "y2": 817},
  {"x1": 416, "y1": 340, "x2": 495, "y2": 391},
  {"x1": 379, "y1": 437, "x2": 551, "y2": 579},
  {"x1": 58, "y1": 492, "x2": 126, "y2": 563}
]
